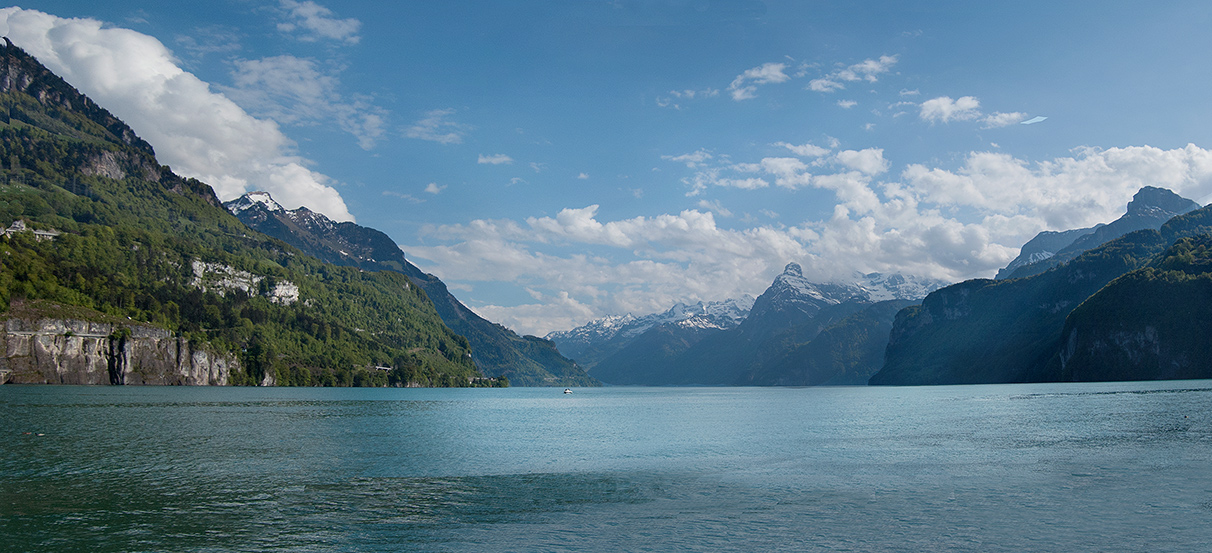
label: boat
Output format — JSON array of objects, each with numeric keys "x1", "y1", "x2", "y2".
[{"x1": 563, "y1": 389, "x2": 572, "y2": 394}]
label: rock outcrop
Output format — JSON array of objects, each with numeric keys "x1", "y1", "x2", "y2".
[{"x1": 0, "y1": 318, "x2": 238, "y2": 385}]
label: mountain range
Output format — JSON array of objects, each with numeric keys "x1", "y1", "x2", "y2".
[
  {"x1": 872, "y1": 187, "x2": 1212, "y2": 385},
  {"x1": 549, "y1": 264, "x2": 947, "y2": 385},
  {"x1": 996, "y1": 186, "x2": 1200, "y2": 279},
  {"x1": 7, "y1": 36, "x2": 1212, "y2": 389},
  {"x1": 224, "y1": 191, "x2": 597, "y2": 387}
]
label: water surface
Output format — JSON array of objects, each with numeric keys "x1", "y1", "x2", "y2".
[{"x1": 3, "y1": 382, "x2": 1211, "y2": 551}]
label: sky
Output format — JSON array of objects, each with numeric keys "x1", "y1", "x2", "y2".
[{"x1": 4, "y1": 1, "x2": 1212, "y2": 336}]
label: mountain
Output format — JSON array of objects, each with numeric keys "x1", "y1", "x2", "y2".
[
  {"x1": 665, "y1": 264, "x2": 945, "y2": 386},
  {"x1": 0, "y1": 40, "x2": 489, "y2": 387},
  {"x1": 1056, "y1": 233, "x2": 1212, "y2": 381},
  {"x1": 994, "y1": 227, "x2": 1097, "y2": 279},
  {"x1": 550, "y1": 263, "x2": 946, "y2": 385},
  {"x1": 999, "y1": 187, "x2": 1200, "y2": 280},
  {"x1": 872, "y1": 199, "x2": 1212, "y2": 386},
  {"x1": 225, "y1": 191, "x2": 597, "y2": 387},
  {"x1": 546, "y1": 296, "x2": 754, "y2": 368},
  {"x1": 739, "y1": 299, "x2": 916, "y2": 386}
]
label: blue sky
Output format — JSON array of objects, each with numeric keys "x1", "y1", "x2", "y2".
[{"x1": 5, "y1": 1, "x2": 1212, "y2": 334}]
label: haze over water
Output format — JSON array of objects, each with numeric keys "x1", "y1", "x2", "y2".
[{"x1": 4, "y1": 382, "x2": 1211, "y2": 552}]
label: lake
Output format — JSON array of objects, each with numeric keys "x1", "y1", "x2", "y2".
[{"x1": 3, "y1": 382, "x2": 1211, "y2": 552}]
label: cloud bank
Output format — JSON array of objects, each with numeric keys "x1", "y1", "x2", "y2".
[
  {"x1": 409, "y1": 143, "x2": 1212, "y2": 335},
  {"x1": 0, "y1": 7, "x2": 355, "y2": 221}
]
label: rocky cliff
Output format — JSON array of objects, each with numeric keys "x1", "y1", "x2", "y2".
[{"x1": 1, "y1": 315, "x2": 241, "y2": 386}]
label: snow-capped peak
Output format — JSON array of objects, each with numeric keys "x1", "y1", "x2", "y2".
[
  {"x1": 546, "y1": 296, "x2": 755, "y2": 344},
  {"x1": 854, "y1": 271, "x2": 949, "y2": 302},
  {"x1": 224, "y1": 191, "x2": 283, "y2": 215},
  {"x1": 755, "y1": 264, "x2": 949, "y2": 314}
]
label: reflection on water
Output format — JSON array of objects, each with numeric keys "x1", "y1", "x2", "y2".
[{"x1": 3, "y1": 382, "x2": 1212, "y2": 552}]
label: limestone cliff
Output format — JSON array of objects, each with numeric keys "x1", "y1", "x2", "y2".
[{"x1": 0, "y1": 317, "x2": 242, "y2": 385}]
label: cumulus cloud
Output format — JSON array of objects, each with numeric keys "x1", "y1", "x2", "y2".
[
  {"x1": 0, "y1": 7, "x2": 355, "y2": 221},
  {"x1": 406, "y1": 207, "x2": 812, "y2": 334},
  {"x1": 728, "y1": 62, "x2": 790, "y2": 100},
  {"x1": 424, "y1": 182, "x2": 446, "y2": 194},
  {"x1": 808, "y1": 55, "x2": 898, "y2": 93},
  {"x1": 919, "y1": 95, "x2": 981, "y2": 123},
  {"x1": 981, "y1": 111, "x2": 1028, "y2": 128},
  {"x1": 412, "y1": 142, "x2": 1212, "y2": 335},
  {"x1": 404, "y1": 109, "x2": 469, "y2": 145},
  {"x1": 277, "y1": 0, "x2": 361, "y2": 44},
  {"x1": 835, "y1": 148, "x2": 889, "y2": 175},
  {"x1": 837, "y1": 100, "x2": 857, "y2": 109},
  {"x1": 223, "y1": 55, "x2": 385, "y2": 149},
  {"x1": 478, "y1": 154, "x2": 514, "y2": 165}
]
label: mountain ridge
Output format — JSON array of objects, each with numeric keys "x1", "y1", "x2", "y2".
[
  {"x1": 550, "y1": 263, "x2": 947, "y2": 385},
  {"x1": 1, "y1": 40, "x2": 487, "y2": 387},
  {"x1": 225, "y1": 191, "x2": 598, "y2": 387}
]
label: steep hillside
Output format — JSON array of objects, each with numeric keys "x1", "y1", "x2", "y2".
[
  {"x1": 739, "y1": 299, "x2": 915, "y2": 386},
  {"x1": 1056, "y1": 231, "x2": 1212, "y2": 381},
  {"x1": 873, "y1": 201, "x2": 1212, "y2": 385},
  {"x1": 0, "y1": 41, "x2": 489, "y2": 387},
  {"x1": 225, "y1": 192, "x2": 597, "y2": 387}
]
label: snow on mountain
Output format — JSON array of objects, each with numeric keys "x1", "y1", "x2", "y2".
[
  {"x1": 224, "y1": 191, "x2": 283, "y2": 215},
  {"x1": 285, "y1": 207, "x2": 337, "y2": 233},
  {"x1": 855, "y1": 271, "x2": 949, "y2": 302},
  {"x1": 549, "y1": 264, "x2": 944, "y2": 348},
  {"x1": 757, "y1": 263, "x2": 945, "y2": 311},
  {"x1": 546, "y1": 296, "x2": 755, "y2": 345}
]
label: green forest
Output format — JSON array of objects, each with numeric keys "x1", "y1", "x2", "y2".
[{"x1": 0, "y1": 44, "x2": 504, "y2": 387}]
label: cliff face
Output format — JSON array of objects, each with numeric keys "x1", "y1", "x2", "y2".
[
  {"x1": 0, "y1": 318, "x2": 241, "y2": 385},
  {"x1": 1055, "y1": 236, "x2": 1212, "y2": 382}
]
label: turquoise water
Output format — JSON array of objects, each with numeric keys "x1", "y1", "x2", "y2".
[{"x1": 3, "y1": 382, "x2": 1212, "y2": 552}]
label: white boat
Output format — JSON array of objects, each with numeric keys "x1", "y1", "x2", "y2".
[{"x1": 563, "y1": 389, "x2": 572, "y2": 394}]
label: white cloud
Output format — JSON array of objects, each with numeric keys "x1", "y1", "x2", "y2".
[
  {"x1": 277, "y1": 0, "x2": 360, "y2": 44},
  {"x1": 223, "y1": 55, "x2": 385, "y2": 149},
  {"x1": 836, "y1": 55, "x2": 899, "y2": 82},
  {"x1": 424, "y1": 182, "x2": 446, "y2": 194},
  {"x1": 808, "y1": 55, "x2": 898, "y2": 93},
  {"x1": 775, "y1": 142, "x2": 831, "y2": 157},
  {"x1": 662, "y1": 149, "x2": 714, "y2": 168},
  {"x1": 808, "y1": 78, "x2": 844, "y2": 93},
  {"x1": 404, "y1": 109, "x2": 469, "y2": 145},
  {"x1": 407, "y1": 143, "x2": 1212, "y2": 335},
  {"x1": 919, "y1": 95, "x2": 982, "y2": 123},
  {"x1": 835, "y1": 148, "x2": 889, "y2": 175},
  {"x1": 577, "y1": 172, "x2": 590, "y2": 180},
  {"x1": 837, "y1": 100, "x2": 858, "y2": 109},
  {"x1": 728, "y1": 62, "x2": 790, "y2": 101},
  {"x1": 0, "y1": 7, "x2": 354, "y2": 221},
  {"x1": 478, "y1": 154, "x2": 514, "y2": 165},
  {"x1": 981, "y1": 111, "x2": 1028, "y2": 128}
]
